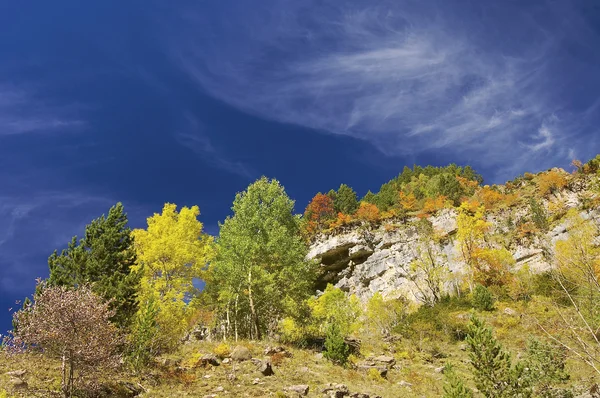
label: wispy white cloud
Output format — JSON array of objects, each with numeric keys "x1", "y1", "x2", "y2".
[
  {"x1": 0, "y1": 85, "x2": 85, "y2": 135},
  {"x1": 162, "y1": 0, "x2": 600, "y2": 181},
  {"x1": 174, "y1": 113, "x2": 254, "y2": 179}
]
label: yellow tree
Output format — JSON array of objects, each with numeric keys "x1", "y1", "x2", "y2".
[
  {"x1": 540, "y1": 209, "x2": 600, "y2": 375},
  {"x1": 131, "y1": 203, "x2": 214, "y2": 351},
  {"x1": 456, "y1": 200, "x2": 491, "y2": 291}
]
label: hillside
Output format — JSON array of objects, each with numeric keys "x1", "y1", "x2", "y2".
[{"x1": 2, "y1": 156, "x2": 600, "y2": 398}]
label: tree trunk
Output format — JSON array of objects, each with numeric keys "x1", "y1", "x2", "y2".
[
  {"x1": 248, "y1": 268, "x2": 260, "y2": 340},
  {"x1": 68, "y1": 352, "x2": 74, "y2": 398},
  {"x1": 61, "y1": 351, "x2": 67, "y2": 398},
  {"x1": 234, "y1": 293, "x2": 239, "y2": 342}
]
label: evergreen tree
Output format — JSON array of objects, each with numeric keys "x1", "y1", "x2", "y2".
[
  {"x1": 47, "y1": 203, "x2": 139, "y2": 327},
  {"x1": 466, "y1": 315, "x2": 533, "y2": 398},
  {"x1": 443, "y1": 365, "x2": 474, "y2": 398},
  {"x1": 334, "y1": 184, "x2": 359, "y2": 214},
  {"x1": 323, "y1": 321, "x2": 350, "y2": 366}
]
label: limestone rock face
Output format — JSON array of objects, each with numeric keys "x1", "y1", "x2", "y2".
[{"x1": 307, "y1": 194, "x2": 600, "y2": 301}]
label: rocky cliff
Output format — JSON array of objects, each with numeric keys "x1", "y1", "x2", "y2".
[{"x1": 307, "y1": 177, "x2": 600, "y2": 302}]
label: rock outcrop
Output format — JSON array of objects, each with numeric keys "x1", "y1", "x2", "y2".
[{"x1": 308, "y1": 193, "x2": 600, "y2": 301}]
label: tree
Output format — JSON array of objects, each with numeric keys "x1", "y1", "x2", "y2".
[
  {"x1": 47, "y1": 203, "x2": 139, "y2": 328},
  {"x1": 537, "y1": 170, "x2": 568, "y2": 197},
  {"x1": 408, "y1": 229, "x2": 448, "y2": 306},
  {"x1": 334, "y1": 184, "x2": 359, "y2": 215},
  {"x1": 131, "y1": 203, "x2": 214, "y2": 351},
  {"x1": 355, "y1": 202, "x2": 380, "y2": 223},
  {"x1": 541, "y1": 209, "x2": 600, "y2": 375},
  {"x1": 309, "y1": 284, "x2": 362, "y2": 337},
  {"x1": 456, "y1": 201, "x2": 491, "y2": 291},
  {"x1": 207, "y1": 177, "x2": 315, "y2": 340},
  {"x1": 443, "y1": 365, "x2": 474, "y2": 398},
  {"x1": 304, "y1": 193, "x2": 335, "y2": 235},
  {"x1": 466, "y1": 316, "x2": 532, "y2": 398},
  {"x1": 10, "y1": 283, "x2": 121, "y2": 397},
  {"x1": 323, "y1": 322, "x2": 350, "y2": 366}
]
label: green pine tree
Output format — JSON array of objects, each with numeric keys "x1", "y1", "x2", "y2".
[
  {"x1": 443, "y1": 365, "x2": 474, "y2": 398},
  {"x1": 323, "y1": 321, "x2": 350, "y2": 366},
  {"x1": 334, "y1": 184, "x2": 359, "y2": 215},
  {"x1": 466, "y1": 315, "x2": 533, "y2": 398},
  {"x1": 47, "y1": 202, "x2": 139, "y2": 327}
]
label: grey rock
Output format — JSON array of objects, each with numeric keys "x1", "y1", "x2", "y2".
[
  {"x1": 285, "y1": 384, "x2": 310, "y2": 395},
  {"x1": 9, "y1": 377, "x2": 27, "y2": 390},
  {"x1": 200, "y1": 354, "x2": 220, "y2": 367},
  {"x1": 230, "y1": 345, "x2": 252, "y2": 361},
  {"x1": 504, "y1": 307, "x2": 517, "y2": 316},
  {"x1": 371, "y1": 355, "x2": 395, "y2": 366},
  {"x1": 321, "y1": 383, "x2": 350, "y2": 398}
]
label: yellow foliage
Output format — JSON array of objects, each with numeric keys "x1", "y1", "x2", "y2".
[
  {"x1": 213, "y1": 343, "x2": 231, "y2": 358},
  {"x1": 472, "y1": 248, "x2": 515, "y2": 287},
  {"x1": 367, "y1": 367, "x2": 386, "y2": 382},
  {"x1": 365, "y1": 292, "x2": 406, "y2": 335},
  {"x1": 456, "y1": 201, "x2": 492, "y2": 288},
  {"x1": 399, "y1": 191, "x2": 417, "y2": 211},
  {"x1": 330, "y1": 212, "x2": 353, "y2": 229},
  {"x1": 537, "y1": 170, "x2": 568, "y2": 196},
  {"x1": 279, "y1": 317, "x2": 305, "y2": 344},
  {"x1": 308, "y1": 284, "x2": 362, "y2": 336},
  {"x1": 555, "y1": 209, "x2": 600, "y2": 289},
  {"x1": 131, "y1": 203, "x2": 215, "y2": 351}
]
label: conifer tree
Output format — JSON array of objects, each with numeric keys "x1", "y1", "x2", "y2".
[
  {"x1": 47, "y1": 203, "x2": 139, "y2": 327},
  {"x1": 334, "y1": 184, "x2": 359, "y2": 215}
]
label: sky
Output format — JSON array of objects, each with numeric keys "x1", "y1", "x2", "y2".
[{"x1": 0, "y1": 0, "x2": 599, "y2": 334}]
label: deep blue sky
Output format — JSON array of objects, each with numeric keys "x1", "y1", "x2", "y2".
[{"x1": 1, "y1": 0, "x2": 599, "y2": 334}]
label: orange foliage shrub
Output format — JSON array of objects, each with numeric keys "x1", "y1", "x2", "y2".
[
  {"x1": 476, "y1": 186, "x2": 504, "y2": 210},
  {"x1": 355, "y1": 202, "x2": 380, "y2": 223},
  {"x1": 475, "y1": 186, "x2": 518, "y2": 210},
  {"x1": 456, "y1": 175, "x2": 480, "y2": 193},
  {"x1": 330, "y1": 212, "x2": 353, "y2": 229},
  {"x1": 516, "y1": 221, "x2": 539, "y2": 240},
  {"x1": 417, "y1": 195, "x2": 448, "y2": 218},
  {"x1": 537, "y1": 170, "x2": 568, "y2": 196}
]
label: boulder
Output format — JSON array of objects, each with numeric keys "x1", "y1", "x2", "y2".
[
  {"x1": 230, "y1": 345, "x2": 252, "y2": 361},
  {"x1": 371, "y1": 355, "x2": 395, "y2": 367},
  {"x1": 9, "y1": 377, "x2": 27, "y2": 390},
  {"x1": 357, "y1": 363, "x2": 388, "y2": 378},
  {"x1": 285, "y1": 384, "x2": 309, "y2": 396},
  {"x1": 264, "y1": 345, "x2": 292, "y2": 357},
  {"x1": 200, "y1": 353, "x2": 220, "y2": 367},
  {"x1": 504, "y1": 307, "x2": 517, "y2": 316},
  {"x1": 321, "y1": 383, "x2": 349, "y2": 398}
]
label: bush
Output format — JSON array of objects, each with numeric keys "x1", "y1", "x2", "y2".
[
  {"x1": 323, "y1": 322, "x2": 350, "y2": 366},
  {"x1": 213, "y1": 343, "x2": 231, "y2": 358},
  {"x1": 10, "y1": 283, "x2": 122, "y2": 397},
  {"x1": 127, "y1": 296, "x2": 159, "y2": 371},
  {"x1": 472, "y1": 285, "x2": 495, "y2": 311}
]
